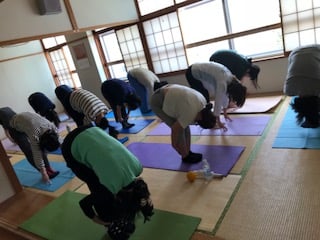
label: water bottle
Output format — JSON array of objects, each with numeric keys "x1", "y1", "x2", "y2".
[{"x1": 186, "y1": 159, "x2": 223, "y2": 182}]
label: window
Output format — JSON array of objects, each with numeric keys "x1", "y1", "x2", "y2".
[
  {"x1": 281, "y1": 0, "x2": 320, "y2": 51},
  {"x1": 143, "y1": 13, "x2": 188, "y2": 73},
  {"x1": 179, "y1": 0, "x2": 282, "y2": 64},
  {"x1": 42, "y1": 36, "x2": 81, "y2": 88}
]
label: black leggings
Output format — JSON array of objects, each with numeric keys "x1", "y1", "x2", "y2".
[{"x1": 185, "y1": 66, "x2": 210, "y2": 103}]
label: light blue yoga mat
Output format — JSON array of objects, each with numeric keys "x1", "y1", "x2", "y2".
[
  {"x1": 106, "y1": 108, "x2": 155, "y2": 118},
  {"x1": 13, "y1": 159, "x2": 75, "y2": 192},
  {"x1": 272, "y1": 105, "x2": 320, "y2": 149},
  {"x1": 109, "y1": 119, "x2": 155, "y2": 134}
]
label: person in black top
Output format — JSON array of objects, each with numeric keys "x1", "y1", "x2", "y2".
[
  {"x1": 209, "y1": 49, "x2": 260, "y2": 89},
  {"x1": 101, "y1": 79, "x2": 141, "y2": 129},
  {"x1": 28, "y1": 92, "x2": 61, "y2": 127}
]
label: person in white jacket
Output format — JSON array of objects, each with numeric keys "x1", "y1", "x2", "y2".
[{"x1": 186, "y1": 62, "x2": 247, "y2": 131}]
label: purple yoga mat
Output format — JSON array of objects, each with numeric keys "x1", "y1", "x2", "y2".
[
  {"x1": 147, "y1": 115, "x2": 271, "y2": 136},
  {"x1": 127, "y1": 142, "x2": 245, "y2": 176}
]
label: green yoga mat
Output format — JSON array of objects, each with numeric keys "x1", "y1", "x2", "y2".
[{"x1": 20, "y1": 191, "x2": 200, "y2": 240}]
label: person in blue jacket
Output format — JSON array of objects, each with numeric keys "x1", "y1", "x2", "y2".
[{"x1": 101, "y1": 79, "x2": 141, "y2": 129}]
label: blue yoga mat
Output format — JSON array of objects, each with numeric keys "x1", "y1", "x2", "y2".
[
  {"x1": 13, "y1": 159, "x2": 75, "y2": 192},
  {"x1": 109, "y1": 119, "x2": 155, "y2": 134},
  {"x1": 273, "y1": 105, "x2": 320, "y2": 149},
  {"x1": 106, "y1": 108, "x2": 155, "y2": 118}
]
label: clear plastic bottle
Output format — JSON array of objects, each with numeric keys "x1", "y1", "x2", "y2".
[{"x1": 186, "y1": 159, "x2": 223, "y2": 182}]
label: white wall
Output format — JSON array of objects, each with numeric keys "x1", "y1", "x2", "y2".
[
  {"x1": 0, "y1": 0, "x2": 138, "y2": 44},
  {"x1": 0, "y1": 41, "x2": 64, "y2": 139}
]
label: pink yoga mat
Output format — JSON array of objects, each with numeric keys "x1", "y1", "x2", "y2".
[
  {"x1": 127, "y1": 142, "x2": 245, "y2": 176},
  {"x1": 147, "y1": 115, "x2": 270, "y2": 136}
]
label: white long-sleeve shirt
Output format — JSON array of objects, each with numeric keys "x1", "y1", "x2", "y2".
[{"x1": 191, "y1": 62, "x2": 233, "y2": 116}]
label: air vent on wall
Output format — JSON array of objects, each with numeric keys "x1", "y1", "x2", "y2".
[{"x1": 37, "y1": 0, "x2": 62, "y2": 15}]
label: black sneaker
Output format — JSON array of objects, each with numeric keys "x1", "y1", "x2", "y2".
[
  {"x1": 48, "y1": 171, "x2": 60, "y2": 179},
  {"x1": 182, "y1": 153, "x2": 202, "y2": 164},
  {"x1": 122, "y1": 122, "x2": 135, "y2": 129}
]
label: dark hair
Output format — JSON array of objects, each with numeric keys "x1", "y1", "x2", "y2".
[
  {"x1": 248, "y1": 64, "x2": 260, "y2": 81},
  {"x1": 227, "y1": 79, "x2": 247, "y2": 108},
  {"x1": 45, "y1": 109, "x2": 60, "y2": 127},
  {"x1": 197, "y1": 103, "x2": 216, "y2": 129},
  {"x1": 97, "y1": 117, "x2": 110, "y2": 130},
  {"x1": 39, "y1": 130, "x2": 60, "y2": 152},
  {"x1": 153, "y1": 81, "x2": 169, "y2": 91},
  {"x1": 126, "y1": 94, "x2": 141, "y2": 110},
  {"x1": 291, "y1": 96, "x2": 320, "y2": 128}
]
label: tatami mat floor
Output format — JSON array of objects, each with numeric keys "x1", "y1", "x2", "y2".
[{"x1": 2, "y1": 93, "x2": 317, "y2": 240}]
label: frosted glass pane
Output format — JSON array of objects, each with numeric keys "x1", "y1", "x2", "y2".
[
  {"x1": 130, "y1": 53, "x2": 139, "y2": 65},
  {"x1": 124, "y1": 28, "x2": 133, "y2": 41},
  {"x1": 155, "y1": 32, "x2": 165, "y2": 46},
  {"x1": 281, "y1": 0, "x2": 297, "y2": 15},
  {"x1": 284, "y1": 33, "x2": 300, "y2": 51},
  {"x1": 171, "y1": 27, "x2": 182, "y2": 42},
  {"x1": 116, "y1": 31, "x2": 125, "y2": 42},
  {"x1": 160, "y1": 59, "x2": 171, "y2": 72},
  {"x1": 131, "y1": 26, "x2": 139, "y2": 39},
  {"x1": 314, "y1": 0, "x2": 320, "y2": 8},
  {"x1": 127, "y1": 40, "x2": 136, "y2": 52},
  {"x1": 138, "y1": 0, "x2": 174, "y2": 16},
  {"x1": 166, "y1": 43, "x2": 176, "y2": 58},
  {"x1": 158, "y1": 46, "x2": 168, "y2": 60},
  {"x1": 168, "y1": 12, "x2": 179, "y2": 28},
  {"x1": 150, "y1": 48, "x2": 160, "y2": 61},
  {"x1": 160, "y1": 15, "x2": 170, "y2": 30},
  {"x1": 153, "y1": 61, "x2": 162, "y2": 73},
  {"x1": 143, "y1": 21, "x2": 153, "y2": 35},
  {"x1": 298, "y1": 10, "x2": 315, "y2": 30},
  {"x1": 315, "y1": 8, "x2": 320, "y2": 27},
  {"x1": 316, "y1": 28, "x2": 320, "y2": 42},
  {"x1": 146, "y1": 35, "x2": 156, "y2": 48},
  {"x1": 169, "y1": 58, "x2": 179, "y2": 71},
  {"x1": 163, "y1": 30, "x2": 174, "y2": 44},
  {"x1": 186, "y1": 41, "x2": 229, "y2": 64},
  {"x1": 120, "y1": 42, "x2": 129, "y2": 55},
  {"x1": 174, "y1": 42, "x2": 185, "y2": 56},
  {"x1": 151, "y1": 18, "x2": 161, "y2": 33},
  {"x1": 283, "y1": 14, "x2": 299, "y2": 33},
  {"x1": 134, "y1": 39, "x2": 143, "y2": 51},
  {"x1": 177, "y1": 56, "x2": 188, "y2": 69},
  {"x1": 300, "y1": 29, "x2": 316, "y2": 45},
  {"x1": 297, "y1": 0, "x2": 312, "y2": 11},
  {"x1": 179, "y1": 0, "x2": 227, "y2": 44}
]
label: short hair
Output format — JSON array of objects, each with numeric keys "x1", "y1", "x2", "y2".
[
  {"x1": 39, "y1": 130, "x2": 60, "y2": 152},
  {"x1": 197, "y1": 103, "x2": 216, "y2": 129},
  {"x1": 98, "y1": 117, "x2": 109, "y2": 130},
  {"x1": 227, "y1": 79, "x2": 247, "y2": 108},
  {"x1": 291, "y1": 96, "x2": 319, "y2": 126},
  {"x1": 127, "y1": 94, "x2": 141, "y2": 110}
]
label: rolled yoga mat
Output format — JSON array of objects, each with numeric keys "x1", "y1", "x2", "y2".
[{"x1": 127, "y1": 142, "x2": 245, "y2": 176}]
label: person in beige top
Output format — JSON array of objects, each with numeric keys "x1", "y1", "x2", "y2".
[{"x1": 127, "y1": 67, "x2": 160, "y2": 113}]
